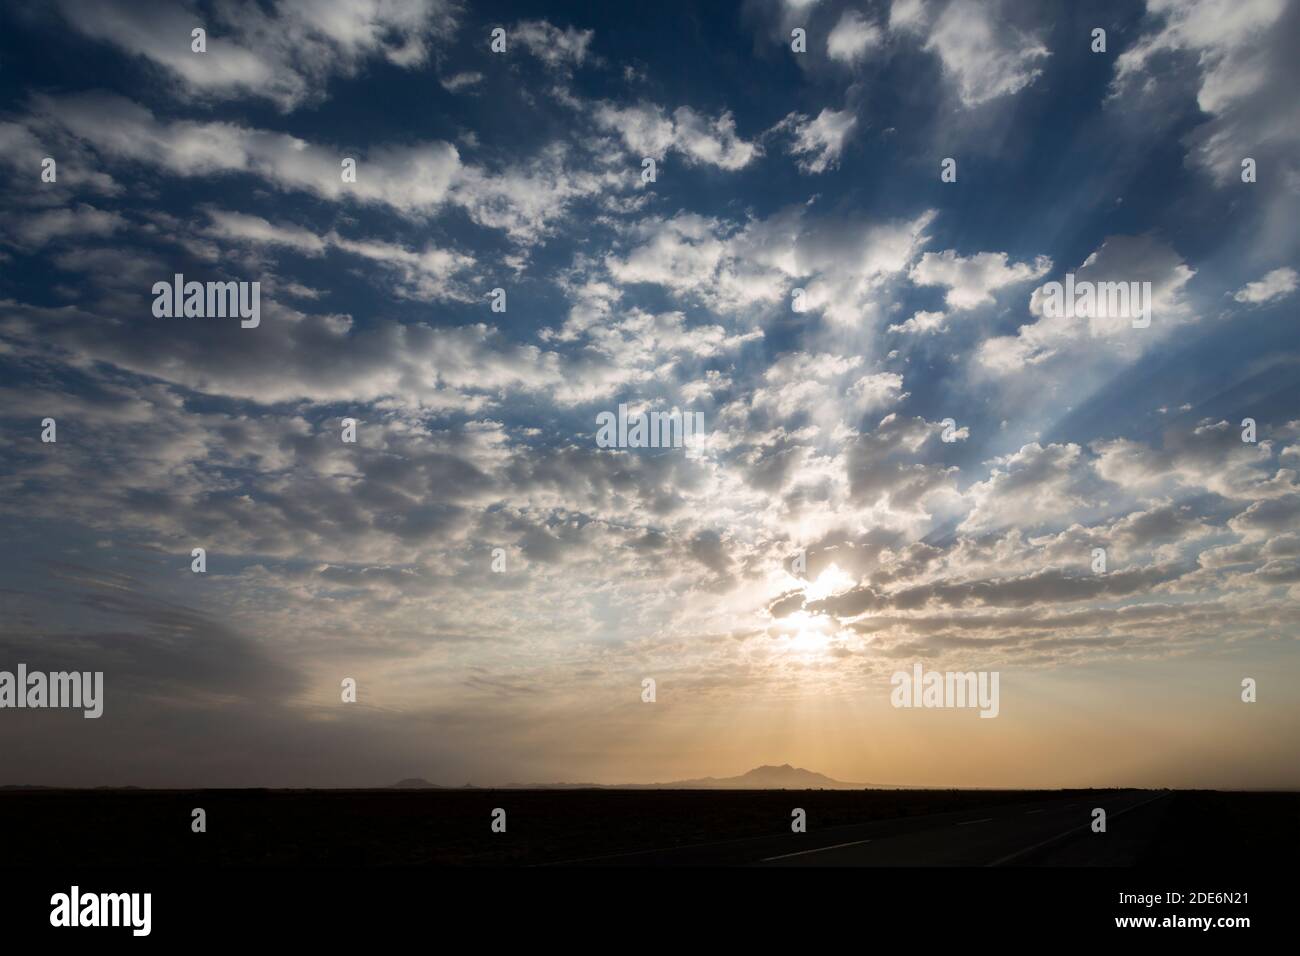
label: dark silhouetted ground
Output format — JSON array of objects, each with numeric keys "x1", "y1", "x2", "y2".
[{"x1": 0, "y1": 787, "x2": 1294, "y2": 866}]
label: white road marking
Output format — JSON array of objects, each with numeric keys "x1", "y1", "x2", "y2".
[
  {"x1": 986, "y1": 792, "x2": 1171, "y2": 867},
  {"x1": 762, "y1": 839, "x2": 874, "y2": 862}
]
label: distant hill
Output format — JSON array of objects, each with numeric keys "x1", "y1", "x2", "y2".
[
  {"x1": 659, "y1": 764, "x2": 857, "y2": 789},
  {"x1": 627, "y1": 764, "x2": 884, "y2": 790},
  {"x1": 5, "y1": 768, "x2": 912, "y2": 791},
  {"x1": 496, "y1": 764, "x2": 905, "y2": 790}
]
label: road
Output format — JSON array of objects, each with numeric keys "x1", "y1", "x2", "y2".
[{"x1": 555, "y1": 790, "x2": 1172, "y2": 866}]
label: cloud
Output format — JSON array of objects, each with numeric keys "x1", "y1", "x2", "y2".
[
  {"x1": 29, "y1": 93, "x2": 616, "y2": 245},
  {"x1": 782, "y1": 210, "x2": 938, "y2": 325},
  {"x1": 959, "y1": 442, "x2": 1103, "y2": 534},
  {"x1": 846, "y1": 413, "x2": 959, "y2": 514},
  {"x1": 978, "y1": 235, "x2": 1195, "y2": 374},
  {"x1": 774, "y1": 107, "x2": 858, "y2": 173},
  {"x1": 1094, "y1": 419, "x2": 1297, "y2": 502},
  {"x1": 888, "y1": 310, "x2": 948, "y2": 334},
  {"x1": 750, "y1": 351, "x2": 865, "y2": 420},
  {"x1": 513, "y1": 20, "x2": 594, "y2": 69},
  {"x1": 203, "y1": 209, "x2": 328, "y2": 255},
  {"x1": 54, "y1": 0, "x2": 457, "y2": 111},
  {"x1": 441, "y1": 71, "x2": 484, "y2": 92},
  {"x1": 1233, "y1": 267, "x2": 1298, "y2": 304},
  {"x1": 594, "y1": 102, "x2": 760, "y2": 170},
  {"x1": 0, "y1": 119, "x2": 121, "y2": 196},
  {"x1": 813, "y1": 561, "x2": 1188, "y2": 620},
  {"x1": 888, "y1": 0, "x2": 928, "y2": 33},
  {"x1": 1113, "y1": 0, "x2": 1298, "y2": 185},
  {"x1": 326, "y1": 235, "x2": 476, "y2": 302},
  {"x1": 920, "y1": 0, "x2": 1049, "y2": 106},
  {"x1": 1109, "y1": 501, "x2": 1213, "y2": 552},
  {"x1": 1228, "y1": 494, "x2": 1300, "y2": 540},
  {"x1": 199, "y1": 209, "x2": 477, "y2": 303},
  {"x1": 37, "y1": 92, "x2": 459, "y2": 208},
  {"x1": 849, "y1": 372, "x2": 909, "y2": 412},
  {"x1": 827, "y1": 10, "x2": 883, "y2": 64},
  {"x1": 605, "y1": 214, "x2": 735, "y2": 297},
  {"x1": 602, "y1": 205, "x2": 935, "y2": 325},
  {"x1": 3, "y1": 203, "x2": 125, "y2": 249},
  {"x1": 909, "y1": 249, "x2": 1051, "y2": 309},
  {"x1": 0, "y1": 291, "x2": 562, "y2": 407}
]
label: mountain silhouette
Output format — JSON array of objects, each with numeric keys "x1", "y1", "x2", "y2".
[
  {"x1": 631, "y1": 763, "x2": 877, "y2": 790},
  {"x1": 492, "y1": 764, "x2": 905, "y2": 790}
]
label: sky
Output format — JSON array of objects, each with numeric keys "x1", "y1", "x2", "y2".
[{"x1": 1, "y1": 0, "x2": 1298, "y2": 789}]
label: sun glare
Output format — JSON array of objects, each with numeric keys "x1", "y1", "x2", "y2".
[{"x1": 804, "y1": 563, "x2": 855, "y2": 601}]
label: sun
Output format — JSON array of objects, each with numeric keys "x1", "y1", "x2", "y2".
[
  {"x1": 779, "y1": 609, "x2": 834, "y2": 651},
  {"x1": 803, "y1": 562, "x2": 855, "y2": 602}
]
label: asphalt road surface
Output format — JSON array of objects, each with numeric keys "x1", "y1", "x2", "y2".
[{"x1": 554, "y1": 790, "x2": 1172, "y2": 866}]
